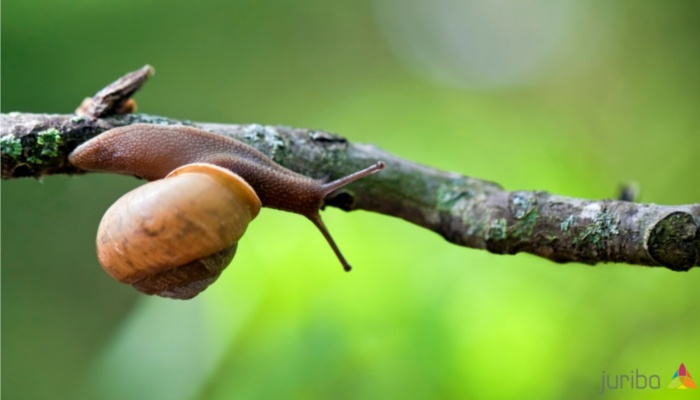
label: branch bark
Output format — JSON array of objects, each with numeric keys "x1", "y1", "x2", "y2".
[{"x1": 2, "y1": 66, "x2": 698, "y2": 271}]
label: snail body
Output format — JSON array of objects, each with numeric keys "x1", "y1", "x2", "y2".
[{"x1": 69, "y1": 124, "x2": 385, "y2": 299}]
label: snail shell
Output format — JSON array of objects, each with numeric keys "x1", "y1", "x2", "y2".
[{"x1": 96, "y1": 163, "x2": 261, "y2": 299}]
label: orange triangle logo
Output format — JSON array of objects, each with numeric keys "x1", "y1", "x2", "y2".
[{"x1": 668, "y1": 363, "x2": 696, "y2": 389}]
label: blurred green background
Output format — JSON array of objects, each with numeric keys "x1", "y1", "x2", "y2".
[{"x1": 2, "y1": 0, "x2": 699, "y2": 399}]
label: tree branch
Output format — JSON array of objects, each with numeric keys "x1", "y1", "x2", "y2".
[{"x1": 2, "y1": 66, "x2": 698, "y2": 271}]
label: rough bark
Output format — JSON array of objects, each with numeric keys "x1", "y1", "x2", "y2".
[{"x1": 2, "y1": 66, "x2": 698, "y2": 271}]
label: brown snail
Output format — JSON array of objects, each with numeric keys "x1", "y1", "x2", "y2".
[{"x1": 69, "y1": 123, "x2": 385, "y2": 299}]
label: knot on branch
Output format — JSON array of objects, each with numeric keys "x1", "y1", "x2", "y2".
[{"x1": 646, "y1": 212, "x2": 699, "y2": 271}]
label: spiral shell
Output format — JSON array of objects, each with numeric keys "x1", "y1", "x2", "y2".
[{"x1": 96, "y1": 163, "x2": 261, "y2": 299}]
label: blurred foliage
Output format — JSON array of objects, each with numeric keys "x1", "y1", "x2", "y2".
[{"x1": 2, "y1": 0, "x2": 699, "y2": 399}]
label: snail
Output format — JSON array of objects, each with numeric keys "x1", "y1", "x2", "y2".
[{"x1": 69, "y1": 123, "x2": 385, "y2": 299}]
